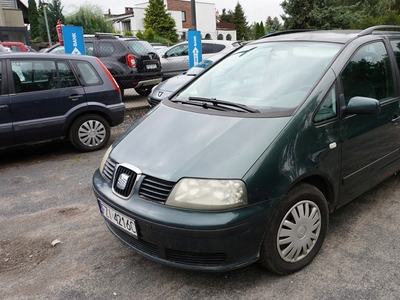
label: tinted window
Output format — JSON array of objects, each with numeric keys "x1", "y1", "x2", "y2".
[
  {"x1": 74, "y1": 61, "x2": 102, "y2": 85},
  {"x1": 125, "y1": 40, "x2": 155, "y2": 55},
  {"x1": 202, "y1": 43, "x2": 225, "y2": 54},
  {"x1": 98, "y1": 42, "x2": 115, "y2": 57},
  {"x1": 341, "y1": 42, "x2": 394, "y2": 104}
]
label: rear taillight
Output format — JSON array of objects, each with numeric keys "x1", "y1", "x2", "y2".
[
  {"x1": 127, "y1": 53, "x2": 136, "y2": 68},
  {"x1": 95, "y1": 58, "x2": 121, "y2": 94}
]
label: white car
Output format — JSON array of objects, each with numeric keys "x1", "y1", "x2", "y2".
[{"x1": 160, "y1": 40, "x2": 240, "y2": 79}]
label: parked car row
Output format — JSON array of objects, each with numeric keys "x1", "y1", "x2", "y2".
[
  {"x1": 44, "y1": 35, "x2": 239, "y2": 96},
  {"x1": 93, "y1": 25, "x2": 400, "y2": 275}
]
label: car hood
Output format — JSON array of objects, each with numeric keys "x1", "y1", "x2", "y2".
[
  {"x1": 151, "y1": 74, "x2": 194, "y2": 99},
  {"x1": 111, "y1": 104, "x2": 291, "y2": 182}
]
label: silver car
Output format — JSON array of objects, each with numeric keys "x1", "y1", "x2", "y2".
[{"x1": 160, "y1": 40, "x2": 240, "y2": 79}]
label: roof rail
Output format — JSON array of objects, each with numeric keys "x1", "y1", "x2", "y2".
[
  {"x1": 259, "y1": 29, "x2": 316, "y2": 39},
  {"x1": 358, "y1": 25, "x2": 400, "y2": 37}
]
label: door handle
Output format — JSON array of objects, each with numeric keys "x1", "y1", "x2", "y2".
[
  {"x1": 68, "y1": 94, "x2": 84, "y2": 101},
  {"x1": 0, "y1": 104, "x2": 8, "y2": 109}
]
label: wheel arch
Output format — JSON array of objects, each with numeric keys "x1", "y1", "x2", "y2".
[
  {"x1": 297, "y1": 174, "x2": 336, "y2": 213},
  {"x1": 66, "y1": 110, "x2": 112, "y2": 137}
]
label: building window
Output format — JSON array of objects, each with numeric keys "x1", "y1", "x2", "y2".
[
  {"x1": 226, "y1": 34, "x2": 232, "y2": 41},
  {"x1": 182, "y1": 11, "x2": 186, "y2": 22},
  {"x1": 218, "y1": 34, "x2": 223, "y2": 40},
  {"x1": 204, "y1": 33, "x2": 211, "y2": 40}
]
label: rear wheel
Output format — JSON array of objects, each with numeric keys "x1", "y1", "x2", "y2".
[
  {"x1": 135, "y1": 86, "x2": 152, "y2": 96},
  {"x1": 258, "y1": 183, "x2": 329, "y2": 275},
  {"x1": 69, "y1": 114, "x2": 110, "y2": 152}
]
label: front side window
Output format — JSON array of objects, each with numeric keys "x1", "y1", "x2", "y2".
[
  {"x1": 166, "y1": 44, "x2": 188, "y2": 57},
  {"x1": 341, "y1": 42, "x2": 394, "y2": 104},
  {"x1": 175, "y1": 42, "x2": 341, "y2": 114}
]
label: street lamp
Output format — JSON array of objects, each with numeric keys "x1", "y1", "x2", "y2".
[{"x1": 41, "y1": 0, "x2": 52, "y2": 47}]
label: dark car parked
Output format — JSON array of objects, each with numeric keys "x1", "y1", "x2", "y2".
[
  {"x1": 45, "y1": 35, "x2": 163, "y2": 96},
  {"x1": 0, "y1": 52, "x2": 125, "y2": 151},
  {"x1": 93, "y1": 26, "x2": 400, "y2": 275}
]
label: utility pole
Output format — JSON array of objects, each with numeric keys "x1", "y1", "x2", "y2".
[
  {"x1": 41, "y1": 1, "x2": 52, "y2": 46},
  {"x1": 191, "y1": 0, "x2": 197, "y2": 30}
]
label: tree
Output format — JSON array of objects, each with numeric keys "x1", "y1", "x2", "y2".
[
  {"x1": 38, "y1": 0, "x2": 64, "y2": 43},
  {"x1": 233, "y1": 2, "x2": 250, "y2": 40},
  {"x1": 143, "y1": 0, "x2": 178, "y2": 43},
  {"x1": 65, "y1": 4, "x2": 114, "y2": 34},
  {"x1": 220, "y1": 8, "x2": 234, "y2": 23},
  {"x1": 28, "y1": 0, "x2": 40, "y2": 41},
  {"x1": 281, "y1": 0, "x2": 315, "y2": 29},
  {"x1": 253, "y1": 22, "x2": 265, "y2": 39}
]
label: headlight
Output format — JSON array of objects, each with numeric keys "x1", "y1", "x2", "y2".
[
  {"x1": 166, "y1": 178, "x2": 247, "y2": 210},
  {"x1": 99, "y1": 146, "x2": 112, "y2": 173}
]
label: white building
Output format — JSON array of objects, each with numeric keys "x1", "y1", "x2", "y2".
[{"x1": 108, "y1": 0, "x2": 236, "y2": 41}]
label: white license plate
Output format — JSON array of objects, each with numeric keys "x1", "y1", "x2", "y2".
[
  {"x1": 146, "y1": 64, "x2": 157, "y2": 70},
  {"x1": 98, "y1": 199, "x2": 137, "y2": 238}
]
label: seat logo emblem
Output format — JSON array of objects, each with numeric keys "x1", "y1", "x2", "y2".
[
  {"x1": 157, "y1": 91, "x2": 164, "y2": 98},
  {"x1": 116, "y1": 173, "x2": 129, "y2": 190}
]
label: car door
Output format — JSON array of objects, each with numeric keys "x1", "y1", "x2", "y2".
[
  {"x1": 0, "y1": 60, "x2": 16, "y2": 147},
  {"x1": 161, "y1": 43, "x2": 190, "y2": 77},
  {"x1": 339, "y1": 41, "x2": 400, "y2": 203},
  {"x1": 9, "y1": 58, "x2": 87, "y2": 144}
]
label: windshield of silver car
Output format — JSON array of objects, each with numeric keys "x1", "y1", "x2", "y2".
[{"x1": 174, "y1": 42, "x2": 341, "y2": 113}]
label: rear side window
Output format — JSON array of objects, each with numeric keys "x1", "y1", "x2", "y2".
[
  {"x1": 203, "y1": 43, "x2": 225, "y2": 54},
  {"x1": 125, "y1": 40, "x2": 155, "y2": 55},
  {"x1": 57, "y1": 61, "x2": 78, "y2": 88},
  {"x1": 73, "y1": 61, "x2": 102, "y2": 85},
  {"x1": 98, "y1": 42, "x2": 115, "y2": 57},
  {"x1": 85, "y1": 42, "x2": 94, "y2": 56}
]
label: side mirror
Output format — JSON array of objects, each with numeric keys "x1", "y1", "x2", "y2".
[{"x1": 346, "y1": 96, "x2": 381, "y2": 115}]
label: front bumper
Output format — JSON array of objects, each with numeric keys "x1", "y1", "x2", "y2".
[{"x1": 92, "y1": 169, "x2": 272, "y2": 272}]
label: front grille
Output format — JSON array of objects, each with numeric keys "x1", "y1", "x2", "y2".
[
  {"x1": 106, "y1": 222, "x2": 158, "y2": 257},
  {"x1": 102, "y1": 157, "x2": 116, "y2": 182},
  {"x1": 139, "y1": 175, "x2": 175, "y2": 203},
  {"x1": 113, "y1": 166, "x2": 137, "y2": 197},
  {"x1": 165, "y1": 249, "x2": 227, "y2": 266}
]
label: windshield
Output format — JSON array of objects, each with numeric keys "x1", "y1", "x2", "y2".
[{"x1": 175, "y1": 42, "x2": 341, "y2": 113}]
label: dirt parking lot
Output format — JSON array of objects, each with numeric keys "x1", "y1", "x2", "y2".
[{"x1": 1, "y1": 108, "x2": 400, "y2": 300}]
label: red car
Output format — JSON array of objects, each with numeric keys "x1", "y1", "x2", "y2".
[{"x1": 1, "y1": 42, "x2": 28, "y2": 52}]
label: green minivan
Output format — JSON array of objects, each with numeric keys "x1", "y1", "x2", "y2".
[{"x1": 93, "y1": 26, "x2": 400, "y2": 274}]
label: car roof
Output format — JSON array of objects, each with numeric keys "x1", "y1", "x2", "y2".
[
  {"x1": 255, "y1": 26, "x2": 400, "y2": 45},
  {"x1": 0, "y1": 52, "x2": 96, "y2": 60}
]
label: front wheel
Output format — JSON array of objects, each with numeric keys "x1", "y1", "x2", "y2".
[
  {"x1": 68, "y1": 114, "x2": 110, "y2": 152},
  {"x1": 258, "y1": 183, "x2": 329, "y2": 275}
]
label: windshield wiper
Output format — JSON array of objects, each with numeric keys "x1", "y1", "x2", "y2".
[{"x1": 187, "y1": 96, "x2": 260, "y2": 113}]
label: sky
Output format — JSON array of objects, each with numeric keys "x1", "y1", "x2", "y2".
[{"x1": 26, "y1": 0, "x2": 285, "y2": 24}]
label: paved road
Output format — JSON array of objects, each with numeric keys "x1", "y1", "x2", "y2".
[{"x1": 1, "y1": 104, "x2": 400, "y2": 299}]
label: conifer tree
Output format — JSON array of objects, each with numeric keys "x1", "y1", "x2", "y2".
[
  {"x1": 28, "y1": 0, "x2": 40, "y2": 40},
  {"x1": 143, "y1": 0, "x2": 178, "y2": 43}
]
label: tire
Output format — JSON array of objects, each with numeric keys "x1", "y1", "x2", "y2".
[
  {"x1": 258, "y1": 183, "x2": 329, "y2": 275},
  {"x1": 135, "y1": 86, "x2": 152, "y2": 96},
  {"x1": 68, "y1": 114, "x2": 110, "y2": 152}
]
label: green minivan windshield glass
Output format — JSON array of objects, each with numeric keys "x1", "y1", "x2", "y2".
[{"x1": 175, "y1": 42, "x2": 341, "y2": 113}]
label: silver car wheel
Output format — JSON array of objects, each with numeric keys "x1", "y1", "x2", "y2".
[
  {"x1": 78, "y1": 120, "x2": 106, "y2": 147},
  {"x1": 277, "y1": 200, "x2": 321, "y2": 263}
]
